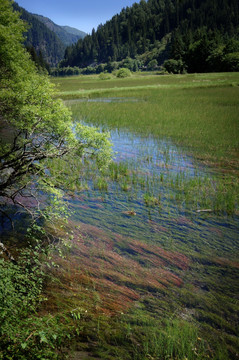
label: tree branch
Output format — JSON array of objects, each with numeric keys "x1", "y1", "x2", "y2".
[{"x1": 0, "y1": 240, "x2": 16, "y2": 263}]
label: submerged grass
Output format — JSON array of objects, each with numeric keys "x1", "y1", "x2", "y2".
[
  {"x1": 46, "y1": 72, "x2": 239, "y2": 359},
  {"x1": 42, "y1": 222, "x2": 214, "y2": 360}
]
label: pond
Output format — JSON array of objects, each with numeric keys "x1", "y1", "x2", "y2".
[
  {"x1": 68, "y1": 123, "x2": 239, "y2": 258},
  {"x1": 59, "y1": 102, "x2": 239, "y2": 354},
  {"x1": 0, "y1": 93, "x2": 238, "y2": 357}
]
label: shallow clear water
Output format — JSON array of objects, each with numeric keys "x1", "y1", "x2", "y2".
[
  {"x1": 66, "y1": 97, "x2": 140, "y2": 105},
  {"x1": 68, "y1": 124, "x2": 239, "y2": 259}
]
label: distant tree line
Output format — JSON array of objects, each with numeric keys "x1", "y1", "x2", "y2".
[
  {"x1": 51, "y1": 57, "x2": 147, "y2": 76},
  {"x1": 167, "y1": 27, "x2": 239, "y2": 73},
  {"x1": 60, "y1": 0, "x2": 239, "y2": 73}
]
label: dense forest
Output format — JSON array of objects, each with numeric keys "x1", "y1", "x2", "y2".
[
  {"x1": 60, "y1": 0, "x2": 239, "y2": 73},
  {"x1": 13, "y1": 2, "x2": 86, "y2": 66},
  {"x1": 13, "y1": 2, "x2": 65, "y2": 65},
  {"x1": 33, "y1": 14, "x2": 86, "y2": 47}
]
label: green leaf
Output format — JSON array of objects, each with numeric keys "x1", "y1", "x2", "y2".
[{"x1": 39, "y1": 331, "x2": 48, "y2": 344}]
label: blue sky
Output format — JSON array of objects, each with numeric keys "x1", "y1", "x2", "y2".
[{"x1": 15, "y1": 0, "x2": 140, "y2": 34}]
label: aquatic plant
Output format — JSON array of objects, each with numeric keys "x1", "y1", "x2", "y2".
[
  {"x1": 94, "y1": 177, "x2": 108, "y2": 192},
  {"x1": 143, "y1": 193, "x2": 160, "y2": 207},
  {"x1": 47, "y1": 72, "x2": 239, "y2": 359}
]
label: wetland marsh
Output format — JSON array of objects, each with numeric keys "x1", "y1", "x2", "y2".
[{"x1": 48, "y1": 72, "x2": 239, "y2": 359}]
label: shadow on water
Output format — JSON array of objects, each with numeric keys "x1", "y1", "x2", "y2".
[{"x1": 0, "y1": 205, "x2": 34, "y2": 252}]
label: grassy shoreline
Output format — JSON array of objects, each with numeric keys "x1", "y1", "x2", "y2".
[{"x1": 53, "y1": 72, "x2": 239, "y2": 166}]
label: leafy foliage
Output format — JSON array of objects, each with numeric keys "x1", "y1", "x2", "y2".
[
  {"x1": 0, "y1": 0, "x2": 112, "y2": 227},
  {"x1": 99, "y1": 72, "x2": 112, "y2": 80},
  {"x1": 0, "y1": 248, "x2": 74, "y2": 360},
  {"x1": 163, "y1": 58, "x2": 186, "y2": 73},
  {"x1": 0, "y1": 2, "x2": 112, "y2": 358},
  {"x1": 116, "y1": 67, "x2": 132, "y2": 78}
]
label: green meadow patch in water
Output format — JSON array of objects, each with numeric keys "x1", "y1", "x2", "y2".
[
  {"x1": 68, "y1": 86, "x2": 238, "y2": 167},
  {"x1": 54, "y1": 72, "x2": 239, "y2": 170}
]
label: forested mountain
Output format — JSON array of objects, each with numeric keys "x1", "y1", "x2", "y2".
[
  {"x1": 33, "y1": 14, "x2": 86, "y2": 46},
  {"x1": 61, "y1": 0, "x2": 239, "y2": 73},
  {"x1": 62, "y1": 25, "x2": 86, "y2": 38},
  {"x1": 13, "y1": 3, "x2": 86, "y2": 66},
  {"x1": 13, "y1": 2, "x2": 65, "y2": 65}
]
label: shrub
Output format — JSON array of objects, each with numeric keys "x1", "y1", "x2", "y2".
[
  {"x1": 116, "y1": 67, "x2": 132, "y2": 78},
  {"x1": 147, "y1": 59, "x2": 158, "y2": 71},
  {"x1": 163, "y1": 59, "x2": 186, "y2": 74},
  {"x1": 0, "y1": 249, "x2": 73, "y2": 360},
  {"x1": 223, "y1": 52, "x2": 239, "y2": 71},
  {"x1": 99, "y1": 72, "x2": 112, "y2": 80}
]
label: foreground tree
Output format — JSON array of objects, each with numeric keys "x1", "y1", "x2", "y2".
[
  {"x1": 0, "y1": 0, "x2": 112, "y2": 243},
  {"x1": 0, "y1": 3, "x2": 112, "y2": 357}
]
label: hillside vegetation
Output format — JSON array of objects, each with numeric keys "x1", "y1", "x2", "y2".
[
  {"x1": 13, "y1": 2, "x2": 86, "y2": 66},
  {"x1": 60, "y1": 0, "x2": 239, "y2": 73},
  {"x1": 33, "y1": 14, "x2": 86, "y2": 46}
]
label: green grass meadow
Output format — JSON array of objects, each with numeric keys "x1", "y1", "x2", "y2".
[
  {"x1": 53, "y1": 72, "x2": 239, "y2": 167},
  {"x1": 53, "y1": 72, "x2": 239, "y2": 215}
]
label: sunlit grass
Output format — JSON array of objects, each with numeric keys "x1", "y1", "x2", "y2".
[
  {"x1": 59, "y1": 73, "x2": 239, "y2": 215},
  {"x1": 52, "y1": 72, "x2": 239, "y2": 93},
  {"x1": 68, "y1": 86, "x2": 238, "y2": 167},
  {"x1": 52, "y1": 72, "x2": 239, "y2": 165}
]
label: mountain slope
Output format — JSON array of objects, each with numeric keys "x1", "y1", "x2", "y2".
[
  {"x1": 13, "y1": 3, "x2": 86, "y2": 66},
  {"x1": 62, "y1": 25, "x2": 87, "y2": 38},
  {"x1": 13, "y1": 2, "x2": 65, "y2": 65},
  {"x1": 61, "y1": 0, "x2": 239, "y2": 72},
  {"x1": 33, "y1": 14, "x2": 86, "y2": 46}
]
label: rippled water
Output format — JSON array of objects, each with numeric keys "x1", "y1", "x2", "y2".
[{"x1": 68, "y1": 125, "x2": 239, "y2": 259}]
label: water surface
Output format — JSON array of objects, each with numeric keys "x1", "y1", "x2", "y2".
[{"x1": 68, "y1": 123, "x2": 239, "y2": 259}]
